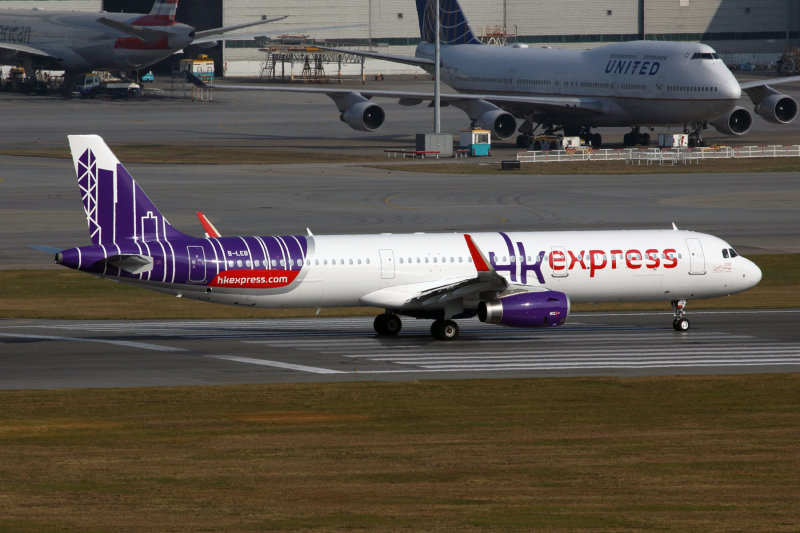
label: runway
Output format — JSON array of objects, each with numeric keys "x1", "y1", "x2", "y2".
[{"x1": 2, "y1": 309, "x2": 799, "y2": 389}]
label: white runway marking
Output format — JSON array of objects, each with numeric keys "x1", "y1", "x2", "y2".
[
  {"x1": 206, "y1": 355, "x2": 343, "y2": 374},
  {"x1": 0, "y1": 332, "x2": 185, "y2": 352}
]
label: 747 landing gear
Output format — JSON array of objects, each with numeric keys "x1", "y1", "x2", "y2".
[
  {"x1": 374, "y1": 312, "x2": 402, "y2": 336},
  {"x1": 623, "y1": 127, "x2": 651, "y2": 147},
  {"x1": 671, "y1": 299, "x2": 690, "y2": 331},
  {"x1": 685, "y1": 123, "x2": 706, "y2": 147}
]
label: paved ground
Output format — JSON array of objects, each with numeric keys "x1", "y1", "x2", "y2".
[{"x1": 1, "y1": 310, "x2": 799, "y2": 389}]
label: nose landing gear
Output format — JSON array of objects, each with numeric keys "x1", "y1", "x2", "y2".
[{"x1": 671, "y1": 299, "x2": 690, "y2": 331}]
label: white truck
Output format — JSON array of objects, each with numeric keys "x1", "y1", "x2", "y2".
[{"x1": 72, "y1": 74, "x2": 141, "y2": 98}]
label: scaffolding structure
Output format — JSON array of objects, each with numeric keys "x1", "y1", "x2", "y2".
[
  {"x1": 260, "y1": 37, "x2": 376, "y2": 83},
  {"x1": 480, "y1": 25, "x2": 517, "y2": 46}
]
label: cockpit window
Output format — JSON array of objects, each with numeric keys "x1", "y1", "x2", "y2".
[
  {"x1": 691, "y1": 52, "x2": 720, "y2": 60},
  {"x1": 722, "y1": 249, "x2": 729, "y2": 259},
  {"x1": 729, "y1": 248, "x2": 738, "y2": 258}
]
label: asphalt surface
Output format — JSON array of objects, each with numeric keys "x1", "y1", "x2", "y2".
[
  {"x1": 1, "y1": 310, "x2": 799, "y2": 389},
  {"x1": 1, "y1": 76, "x2": 799, "y2": 388}
]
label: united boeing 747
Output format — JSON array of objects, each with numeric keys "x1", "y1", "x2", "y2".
[
  {"x1": 53, "y1": 135, "x2": 761, "y2": 340},
  {"x1": 229, "y1": 0, "x2": 800, "y2": 147}
]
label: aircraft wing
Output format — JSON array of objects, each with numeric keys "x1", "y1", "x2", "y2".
[
  {"x1": 0, "y1": 42, "x2": 60, "y2": 60},
  {"x1": 739, "y1": 75, "x2": 800, "y2": 102},
  {"x1": 360, "y1": 235, "x2": 516, "y2": 310},
  {"x1": 739, "y1": 75, "x2": 800, "y2": 90},
  {"x1": 217, "y1": 84, "x2": 604, "y2": 119},
  {"x1": 315, "y1": 46, "x2": 434, "y2": 67},
  {"x1": 192, "y1": 16, "x2": 288, "y2": 44}
]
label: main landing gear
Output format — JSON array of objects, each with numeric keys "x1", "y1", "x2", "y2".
[
  {"x1": 671, "y1": 299, "x2": 690, "y2": 331},
  {"x1": 373, "y1": 312, "x2": 461, "y2": 341},
  {"x1": 685, "y1": 122, "x2": 706, "y2": 147},
  {"x1": 431, "y1": 319, "x2": 459, "y2": 341},
  {"x1": 623, "y1": 127, "x2": 651, "y2": 147},
  {"x1": 374, "y1": 312, "x2": 402, "y2": 336}
]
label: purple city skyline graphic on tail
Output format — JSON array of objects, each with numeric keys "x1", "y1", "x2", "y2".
[{"x1": 59, "y1": 138, "x2": 309, "y2": 292}]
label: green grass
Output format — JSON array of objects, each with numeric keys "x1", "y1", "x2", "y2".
[
  {"x1": 0, "y1": 376, "x2": 799, "y2": 531},
  {"x1": 1, "y1": 254, "x2": 797, "y2": 319},
  {"x1": 0, "y1": 144, "x2": 381, "y2": 164},
  {"x1": 5, "y1": 144, "x2": 800, "y2": 173}
]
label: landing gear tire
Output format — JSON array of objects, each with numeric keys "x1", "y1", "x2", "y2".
[
  {"x1": 374, "y1": 313, "x2": 402, "y2": 336},
  {"x1": 640, "y1": 133, "x2": 651, "y2": 146},
  {"x1": 672, "y1": 318, "x2": 690, "y2": 331},
  {"x1": 591, "y1": 133, "x2": 602, "y2": 148},
  {"x1": 431, "y1": 319, "x2": 459, "y2": 341},
  {"x1": 623, "y1": 132, "x2": 633, "y2": 146}
]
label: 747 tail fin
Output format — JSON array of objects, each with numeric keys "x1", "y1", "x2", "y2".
[
  {"x1": 68, "y1": 135, "x2": 188, "y2": 245},
  {"x1": 415, "y1": 0, "x2": 482, "y2": 45}
]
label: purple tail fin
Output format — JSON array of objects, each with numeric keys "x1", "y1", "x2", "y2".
[{"x1": 68, "y1": 135, "x2": 188, "y2": 245}]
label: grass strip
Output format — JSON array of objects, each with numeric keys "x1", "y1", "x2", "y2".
[
  {"x1": 4, "y1": 145, "x2": 800, "y2": 173},
  {"x1": 372, "y1": 156, "x2": 800, "y2": 174},
  {"x1": 1, "y1": 254, "x2": 796, "y2": 320},
  {"x1": 0, "y1": 144, "x2": 380, "y2": 165},
  {"x1": 0, "y1": 376, "x2": 798, "y2": 531}
]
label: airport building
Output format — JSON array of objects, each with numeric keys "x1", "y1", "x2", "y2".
[{"x1": 5, "y1": 1, "x2": 800, "y2": 76}]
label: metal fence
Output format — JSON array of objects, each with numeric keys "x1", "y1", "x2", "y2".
[{"x1": 516, "y1": 145, "x2": 800, "y2": 165}]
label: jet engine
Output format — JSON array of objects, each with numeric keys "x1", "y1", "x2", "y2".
[
  {"x1": 477, "y1": 290, "x2": 569, "y2": 328},
  {"x1": 340, "y1": 100, "x2": 385, "y2": 132},
  {"x1": 710, "y1": 106, "x2": 752, "y2": 136},
  {"x1": 474, "y1": 108, "x2": 517, "y2": 139},
  {"x1": 754, "y1": 93, "x2": 798, "y2": 124},
  {"x1": 331, "y1": 93, "x2": 385, "y2": 132}
]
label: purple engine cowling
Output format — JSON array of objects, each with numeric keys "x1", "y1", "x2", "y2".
[{"x1": 477, "y1": 290, "x2": 570, "y2": 328}]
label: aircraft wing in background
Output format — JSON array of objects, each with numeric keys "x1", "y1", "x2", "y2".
[
  {"x1": 192, "y1": 16, "x2": 289, "y2": 44},
  {"x1": 0, "y1": 42, "x2": 60, "y2": 61}
]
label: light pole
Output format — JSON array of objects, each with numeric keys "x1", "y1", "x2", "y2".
[{"x1": 434, "y1": 0, "x2": 440, "y2": 133}]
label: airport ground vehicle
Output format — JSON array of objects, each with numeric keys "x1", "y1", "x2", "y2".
[{"x1": 72, "y1": 74, "x2": 141, "y2": 98}]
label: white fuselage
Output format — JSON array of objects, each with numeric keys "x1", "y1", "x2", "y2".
[
  {"x1": 417, "y1": 40, "x2": 742, "y2": 127},
  {"x1": 135, "y1": 229, "x2": 760, "y2": 312}
]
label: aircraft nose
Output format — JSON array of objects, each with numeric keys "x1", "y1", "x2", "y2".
[{"x1": 742, "y1": 258, "x2": 762, "y2": 288}]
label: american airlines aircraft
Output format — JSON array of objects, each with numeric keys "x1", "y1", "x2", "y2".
[
  {"x1": 0, "y1": 0, "x2": 284, "y2": 86},
  {"x1": 54, "y1": 135, "x2": 762, "y2": 340},
  {"x1": 229, "y1": 0, "x2": 800, "y2": 148}
]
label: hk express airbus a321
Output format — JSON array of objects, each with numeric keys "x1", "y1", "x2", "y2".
[
  {"x1": 54, "y1": 135, "x2": 761, "y2": 340},
  {"x1": 227, "y1": 0, "x2": 800, "y2": 148}
]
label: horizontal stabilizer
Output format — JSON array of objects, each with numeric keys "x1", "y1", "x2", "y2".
[
  {"x1": 29, "y1": 245, "x2": 62, "y2": 254},
  {"x1": 97, "y1": 17, "x2": 169, "y2": 44},
  {"x1": 107, "y1": 254, "x2": 153, "y2": 275}
]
